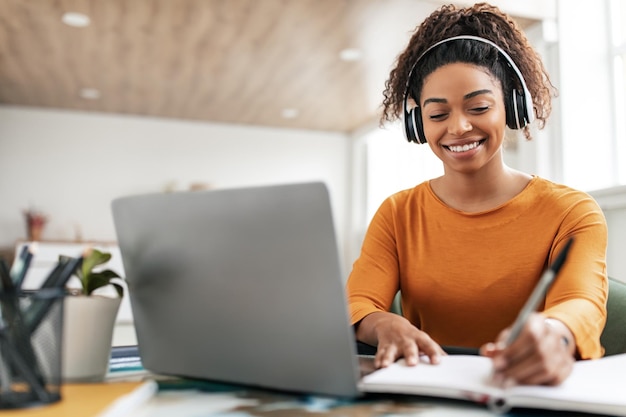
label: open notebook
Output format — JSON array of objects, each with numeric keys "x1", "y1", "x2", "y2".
[
  {"x1": 111, "y1": 181, "x2": 626, "y2": 415},
  {"x1": 361, "y1": 353, "x2": 626, "y2": 415}
]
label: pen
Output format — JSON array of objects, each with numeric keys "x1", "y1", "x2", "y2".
[
  {"x1": 505, "y1": 237, "x2": 575, "y2": 346},
  {"x1": 0, "y1": 259, "x2": 13, "y2": 292},
  {"x1": 11, "y1": 243, "x2": 37, "y2": 289},
  {"x1": 39, "y1": 253, "x2": 82, "y2": 290},
  {"x1": 25, "y1": 252, "x2": 86, "y2": 333}
]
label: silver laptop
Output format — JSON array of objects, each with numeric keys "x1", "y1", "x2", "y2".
[{"x1": 111, "y1": 182, "x2": 362, "y2": 397}]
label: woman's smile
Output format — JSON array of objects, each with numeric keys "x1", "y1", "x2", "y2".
[{"x1": 443, "y1": 139, "x2": 486, "y2": 153}]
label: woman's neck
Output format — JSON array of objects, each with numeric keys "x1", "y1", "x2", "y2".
[{"x1": 430, "y1": 165, "x2": 533, "y2": 213}]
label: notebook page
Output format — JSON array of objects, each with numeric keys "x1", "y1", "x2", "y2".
[
  {"x1": 506, "y1": 353, "x2": 626, "y2": 414},
  {"x1": 359, "y1": 355, "x2": 503, "y2": 402}
]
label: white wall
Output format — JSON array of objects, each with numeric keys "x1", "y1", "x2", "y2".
[{"x1": 0, "y1": 105, "x2": 353, "y2": 273}]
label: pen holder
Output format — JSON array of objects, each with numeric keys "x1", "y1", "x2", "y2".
[{"x1": 0, "y1": 288, "x2": 65, "y2": 409}]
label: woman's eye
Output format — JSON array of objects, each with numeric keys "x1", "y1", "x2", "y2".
[
  {"x1": 429, "y1": 113, "x2": 448, "y2": 121},
  {"x1": 470, "y1": 106, "x2": 490, "y2": 114}
]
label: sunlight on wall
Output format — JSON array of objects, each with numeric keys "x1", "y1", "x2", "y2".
[{"x1": 364, "y1": 123, "x2": 443, "y2": 222}]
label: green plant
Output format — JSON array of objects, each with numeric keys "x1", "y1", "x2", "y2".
[{"x1": 62, "y1": 248, "x2": 124, "y2": 297}]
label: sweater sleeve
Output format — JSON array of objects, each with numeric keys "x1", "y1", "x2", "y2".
[
  {"x1": 346, "y1": 197, "x2": 401, "y2": 326},
  {"x1": 543, "y1": 195, "x2": 608, "y2": 359}
]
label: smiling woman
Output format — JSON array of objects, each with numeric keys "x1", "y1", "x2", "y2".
[{"x1": 347, "y1": 2, "x2": 608, "y2": 389}]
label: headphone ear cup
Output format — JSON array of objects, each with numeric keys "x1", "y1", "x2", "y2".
[
  {"x1": 404, "y1": 106, "x2": 419, "y2": 143},
  {"x1": 515, "y1": 90, "x2": 529, "y2": 129},
  {"x1": 403, "y1": 94, "x2": 427, "y2": 144},
  {"x1": 505, "y1": 90, "x2": 518, "y2": 129},
  {"x1": 414, "y1": 108, "x2": 427, "y2": 144},
  {"x1": 405, "y1": 107, "x2": 427, "y2": 144},
  {"x1": 506, "y1": 89, "x2": 529, "y2": 130}
]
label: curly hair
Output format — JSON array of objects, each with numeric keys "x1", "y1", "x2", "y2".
[{"x1": 381, "y1": 3, "x2": 556, "y2": 140}]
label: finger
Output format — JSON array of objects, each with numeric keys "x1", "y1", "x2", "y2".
[
  {"x1": 512, "y1": 343, "x2": 574, "y2": 386},
  {"x1": 486, "y1": 341, "x2": 510, "y2": 372},
  {"x1": 374, "y1": 345, "x2": 387, "y2": 368},
  {"x1": 499, "y1": 318, "x2": 544, "y2": 370},
  {"x1": 504, "y1": 357, "x2": 545, "y2": 383},
  {"x1": 401, "y1": 340, "x2": 420, "y2": 366},
  {"x1": 499, "y1": 342, "x2": 573, "y2": 385},
  {"x1": 501, "y1": 340, "x2": 534, "y2": 369},
  {"x1": 512, "y1": 360, "x2": 571, "y2": 386},
  {"x1": 415, "y1": 335, "x2": 446, "y2": 365},
  {"x1": 496, "y1": 328, "x2": 511, "y2": 344},
  {"x1": 480, "y1": 342, "x2": 501, "y2": 358},
  {"x1": 375, "y1": 343, "x2": 398, "y2": 368}
]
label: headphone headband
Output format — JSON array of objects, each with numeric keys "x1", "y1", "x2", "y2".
[{"x1": 403, "y1": 35, "x2": 534, "y2": 144}]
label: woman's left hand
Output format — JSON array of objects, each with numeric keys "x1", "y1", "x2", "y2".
[{"x1": 480, "y1": 313, "x2": 575, "y2": 386}]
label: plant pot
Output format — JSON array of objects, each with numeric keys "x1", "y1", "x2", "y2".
[{"x1": 62, "y1": 295, "x2": 122, "y2": 382}]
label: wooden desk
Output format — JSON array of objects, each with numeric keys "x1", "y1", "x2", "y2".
[
  {"x1": 1, "y1": 382, "x2": 141, "y2": 417},
  {"x1": 1, "y1": 380, "x2": 491, "y2": 417},
  {"x1": 0, "y1": 379, "x2": 608, "y2": 417}
]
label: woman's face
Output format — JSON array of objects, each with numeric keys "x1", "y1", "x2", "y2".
[{"x1": 420, "y1": 62, "x2": 507, "y2": 175}]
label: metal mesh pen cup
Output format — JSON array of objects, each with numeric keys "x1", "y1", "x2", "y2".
[{"x1": 0, "y1": 288, "x2": 65, "y2": 409}]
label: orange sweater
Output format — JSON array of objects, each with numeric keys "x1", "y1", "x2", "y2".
[{"x1": 347, "y1": 177, "x2": 608, "y2": 359}]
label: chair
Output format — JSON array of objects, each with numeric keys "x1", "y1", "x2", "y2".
[{"x1": 601, "y1": 277, "x2": 626, "y2": 356}]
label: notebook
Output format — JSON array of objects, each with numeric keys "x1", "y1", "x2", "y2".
[{"x1": 111, "y1": 182, "x2": 362, "y2": 397}]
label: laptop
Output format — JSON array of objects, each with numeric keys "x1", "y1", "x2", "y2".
[{"x1": 111, "y1": 181, "x2": 363, "y2": 397}]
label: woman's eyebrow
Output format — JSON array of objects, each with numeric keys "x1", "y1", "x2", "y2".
[
  {"x1": 464, "y1": 89, "x2": 493, "y2": 100},
  {"x1": 423, "y1": 89, "x2": 494, "y2": 107},
  {"x1": 423, "y1": 97, "x2": 447, "y2": 106}
]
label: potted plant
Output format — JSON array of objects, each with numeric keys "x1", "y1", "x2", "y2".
[
  {"x1": 64, "y1": 248, "x2": 123, "y2": 297},
  {"x1": 61, "y1": 248, "x2": 124, "y2": 382}
]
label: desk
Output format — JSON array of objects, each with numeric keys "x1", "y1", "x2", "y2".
[
  {"x1": 0, "y1": 380, "x2": 496, "y2": 417},
  {"x1": 0, "y1": 378, "x2": 613, "y2": 417},
  {"x1": 0, "y1": 382, "x2": 141, "y2": 417}
]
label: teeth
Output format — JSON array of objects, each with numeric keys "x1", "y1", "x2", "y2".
[{"x1": 448, "y1": 141, "x2": 480, "y2": 153}]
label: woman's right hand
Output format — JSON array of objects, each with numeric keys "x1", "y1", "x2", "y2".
[{"x1": 356, "y1": 311, "x2": 446, "y2": 368}]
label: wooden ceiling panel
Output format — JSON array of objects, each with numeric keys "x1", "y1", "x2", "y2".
[{"x1": 0, "y1": 0, "x2": 538, "y2": 133}]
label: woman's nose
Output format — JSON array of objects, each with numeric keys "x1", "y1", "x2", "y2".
[{"x1": 447, "y1": 112, "x2": 472, "y2": 136}]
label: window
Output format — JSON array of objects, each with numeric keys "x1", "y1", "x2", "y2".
[
  {"x1": 611, "y1": 0, "x2": 626, "y2": 184},
  {"x1": 364, "y1": 124, "x2": 443, "y2": 221}
]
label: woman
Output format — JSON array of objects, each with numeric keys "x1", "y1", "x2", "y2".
[{"x1": 346, "y1": 3, "x2": 608, "y2": 386}]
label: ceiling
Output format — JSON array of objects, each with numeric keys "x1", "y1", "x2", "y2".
[{"x1": 0, "y1": 0, "x2": 537, "y2": 134}]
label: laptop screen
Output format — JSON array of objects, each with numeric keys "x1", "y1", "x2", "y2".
[{"x1": 111, "y1": 182, "x2": 361, "y2": 397}]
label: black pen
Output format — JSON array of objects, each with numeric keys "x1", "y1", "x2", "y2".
[
  {"x1": 25, "y1": 250, "x2": 87, "y2": 332},
  {"x1": 11, "y1": 243, "x2": 37, "y2": 289},
  {"x1": 39, "y1": 257, "x2": 77, "y2": 289},
  {"x1": 505, "y1": 237, "x2": 575, "y2": 346},
  {"x1": 0, "y1": 259, "x2": 13, "y2": 292}
]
